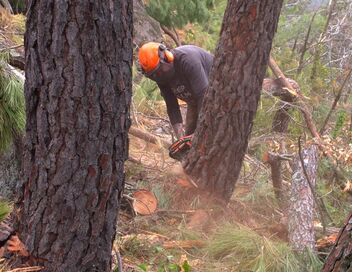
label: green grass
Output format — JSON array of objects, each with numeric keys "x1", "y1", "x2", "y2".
[
  {"x1": 206, "y1": 223, "x2": 323, "y2": 272},
  {"x1": 132, "y1": 76, "x2": 164, "y2": 116},
  {"x1": 0, "y1": 201, "x2": 11, "y2": 221}
]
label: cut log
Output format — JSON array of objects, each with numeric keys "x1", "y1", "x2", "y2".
[{"x1": 288, "y1": 144, "x2": 319, "y2": 252}]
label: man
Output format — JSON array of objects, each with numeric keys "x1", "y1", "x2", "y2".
[{"x1": 138, "y1": 42, "x2": 214, "y2": 139}]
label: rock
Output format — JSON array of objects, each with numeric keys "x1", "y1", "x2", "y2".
[{"x1": 133, "y1": 0, "x2": 162, "y2": 46}]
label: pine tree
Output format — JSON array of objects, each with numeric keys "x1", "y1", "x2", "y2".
[
  {"x1": 146, "y1": 0, "x2": 213, "y2": 45},
  {"x1": 0, "y1": 55, "x2": 25, "y2": 153}
]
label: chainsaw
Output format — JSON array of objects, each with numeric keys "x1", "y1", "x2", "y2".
[{"x1": 169, "y1": 135, "x2": 193, "y2": 161}]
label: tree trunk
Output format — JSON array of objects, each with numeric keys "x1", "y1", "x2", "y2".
[
  {"x1": 16, "y1": 1, "x2": 132, "y2": 271},
  {"x1": 288, "y1": 145, "x2": 318, "y2": 252},
  {"x1": 183, "y1": 0, "x2": 284, "y2": 201},
  {"x1": 322, "y1": 212, "x2": 352, "y2": 272},
  {"x1": 262, "y1": 77, "x2": 298, "y2": 205}
]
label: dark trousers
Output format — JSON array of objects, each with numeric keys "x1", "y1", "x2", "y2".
[{"x1": 185, "y1": 104, "x2": 198, "y2": 135}]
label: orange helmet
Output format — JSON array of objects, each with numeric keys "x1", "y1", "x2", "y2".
[{"x1": 138, "y1": 42, "x2": 174, "y2": 74}]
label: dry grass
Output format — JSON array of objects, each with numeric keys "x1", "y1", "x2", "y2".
[{"x1": 0, "y1": 8, "x2": 25, "y2": 47}]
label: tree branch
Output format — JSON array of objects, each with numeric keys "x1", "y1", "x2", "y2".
[
  {"x1": 320, "y1": 68, "x2": 352, "y2": 134},
  {"x1": 269, "y1": 55, "x2": 321, "y2": 139},
  {"x1": 296, "y1": 11, "x2": 318, "y2": 75},
  {"x1": 160, "y1": 25, "x2": 181, "y2": 46},
  {"x1": 129, "y1": 126, "x2": 171, "y2": 149}
]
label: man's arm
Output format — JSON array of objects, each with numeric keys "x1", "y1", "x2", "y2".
[
  {"x1": 159, "y1": 85, "x2": 184, "y2": 139},
  {"x1": 183, "y1": 58, "x2": 209, "y2": 135}
]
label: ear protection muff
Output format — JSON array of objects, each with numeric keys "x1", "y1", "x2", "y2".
[{"x1": 158, "y1": 44, "x2": 174, "y2": 63}]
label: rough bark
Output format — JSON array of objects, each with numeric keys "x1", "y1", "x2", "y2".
[
  {"x1": 265, "y1": 152, "x2": 284, "y2": 202},
  {"x1": 0, "y1": 144, "x2": 20, "y2": 200},
  {"x1": 183, "y1": 0, "x2": 284, "y2": 201},
  {"x1": 133, "y1": 0, "x2": 162, "y2": 46},
  {"x1": 288, "y1": 145, "x2": 318, "y2": 252},
  {"x1": 322, "y1": 212, "x2": 352, "y2": 272},
  {"x1": 16, "y1": 1, "x2": 132, "y2": 271},
  {"x1": 262, "y1": 77, "x2": 298, "y2": 133}
]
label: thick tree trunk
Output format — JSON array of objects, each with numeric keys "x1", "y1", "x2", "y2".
[
  {"x1": 183, "y1": 0, "x2": 284, "y2": 201},
  {"x1": 322, "y1": 212, "x2": 352, "y2": 272},
  {"x1": 16, "y1": 1, "x2": 132, "y2": 271},
  {"x1": 288, "y1": 145, "x2": 318, "y2": 252}
]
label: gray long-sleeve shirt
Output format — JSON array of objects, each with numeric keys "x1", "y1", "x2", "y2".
[{"x1": 157, "y1": 45, "x2": 214, "y2": 125}]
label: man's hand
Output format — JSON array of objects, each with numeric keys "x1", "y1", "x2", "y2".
[{"x1": 172, "y1": 123, "x2": 184, "y2": 139}]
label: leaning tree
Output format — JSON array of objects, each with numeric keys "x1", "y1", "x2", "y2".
[
  {"x1": 16, "y1": 1, "x2": 132, "y2": 271},
  {"x1": 183, "y1": 0, "x2": 284, "y2": 201}
]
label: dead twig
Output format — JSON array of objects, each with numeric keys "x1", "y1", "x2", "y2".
[
  {"x1": 7, "y1": 267, "x2": 44, "y2": 272},
  {"x1": 129, "y1": 126, "x2": 170, "y2": 149},
  {"x1": 0, "y1": 45, "x2": 23, "y2": 52}
]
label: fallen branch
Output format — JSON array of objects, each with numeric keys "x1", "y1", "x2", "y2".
[
  {"x1": 0, "y1": 44, "x2": 23, "y2": 52},
  {"x1": 269, "y1": 55, "x2": 321, "y2": 140},
  {"x1": 7, "y1": 267, "x2": 44, "y2": 272},
  {"x1": 129, "y1": 126, "x2": 171, "y2": 149}
]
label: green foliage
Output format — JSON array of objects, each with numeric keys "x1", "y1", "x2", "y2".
[
  {"x1": 9, "y1": 0, "x2": 26, "y2": 14},
  {"x1": 0, "y1": 55, "x2": 25, "y2": 153},
  {"x1": 0, "y1": 201, "x2": 11, "y2": 222},
  {"x1": 240, "y1": 180, "x2": 279, "y2": 215},
  {"x1": 146, "y1": 0, "x2": 213, "y2": 29},
  {"x1": 151, "y1": 184, "x2": 174, "y2": 210},
  {"x1": 332, "y1": 110, "x2": 347, "y2": 139},
  {"x1": 316, "y1": 176, "x2": 352, "y2": 226},
  {"x1": 207, "y1": 224, "x2": 323, "y2": 272},
  {"x1": 183, "y1": 0, "x2": 226, "y2": 52}
]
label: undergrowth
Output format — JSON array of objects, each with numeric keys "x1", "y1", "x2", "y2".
[
  {"x1": 206, "y1": 223, "x2": 323, "y2": 272},
  {"x1": 0, "y1": 54, "x2": 25, "y2": 153}
]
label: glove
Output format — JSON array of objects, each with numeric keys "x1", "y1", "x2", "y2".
[{"x1": 172, "y1": 123, "x2": 184, "y2": 139}]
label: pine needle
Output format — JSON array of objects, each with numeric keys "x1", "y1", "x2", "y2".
[
  {"x1": 206, "y1": 223, "x2": 323, "y2": 272},
  {"x1": 0, "y1": 62, "x2": 25, "y2": 153}
]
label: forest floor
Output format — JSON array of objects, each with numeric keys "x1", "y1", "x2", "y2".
[{"x1": 113, "y1": 112, "x2": 334, "y2": 272}]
